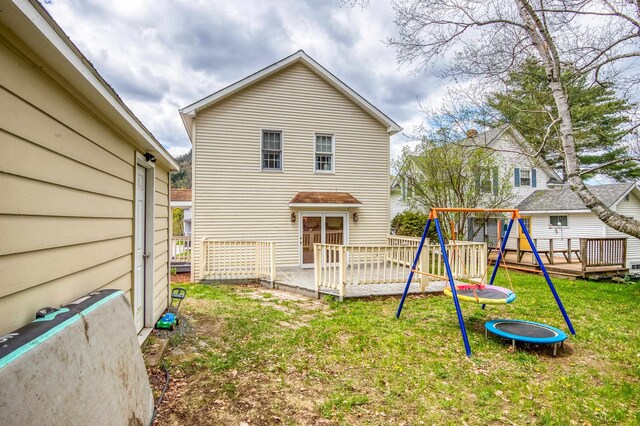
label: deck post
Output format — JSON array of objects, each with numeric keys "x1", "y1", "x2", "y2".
[
  {"x1": 621, "y1": 238, "x2": 627, "y2": 269},
  {"x1": 533, "y1": 239, "x2": 538, "y2": 266},
  {"x1": 518, "y1": 218, "x2": 576, "y2": 335},
  {"x1": 580, "y1": 238, "x2": 587, "y2": 272},
  {"x1": 567, "y1": 239, "x2": 572, "y2": 263},
  {"x1": 314, "y1": 244, "x2": 320, "y2": 298},
  {"x1": 435, "y1": 217, "x2": 472, "y2": 357},
  {"x1": 396, "y1": 218, "x2": 431, "y2": 318},
  {"x1": 419, "y1": 244, "x2": 429, "y2": 292},
  {"x1": 339, "y1": 246, "x2": 347, "y2": 301},
  {"x1": 270, "y1": 242, "x2": 276, "y2": 289},
  {"x1": 549, "y1": 239, "x2": 554, "y2": 265}
]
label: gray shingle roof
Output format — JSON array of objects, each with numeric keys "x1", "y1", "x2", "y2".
[{"x1": 516, "y1": 183, "x2": 635, "y2": 212}]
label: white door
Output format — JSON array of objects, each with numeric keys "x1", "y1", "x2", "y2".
[
  {"x1": 300, "y1": 212, "x2": 347, "y2": 268},
  {"x1": 134, "y1": 164, "x2": 146, "y2": 332}
]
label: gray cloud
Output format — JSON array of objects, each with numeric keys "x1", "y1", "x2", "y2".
[{"x1": 43, "y1": 0, "x2": 449, "y2": 158}]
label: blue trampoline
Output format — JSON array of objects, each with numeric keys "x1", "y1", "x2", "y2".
[{"x1": 485, "y1": 319, "x2": 567, "y2": 356}]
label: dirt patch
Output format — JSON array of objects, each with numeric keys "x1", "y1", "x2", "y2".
[{"x1": 171, "y1": 273, "x2": 192, "y2": 284}]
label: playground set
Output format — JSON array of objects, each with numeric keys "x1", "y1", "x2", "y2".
[{"x1": 396, "y1": 208, "x2": 575, "y2": 357}]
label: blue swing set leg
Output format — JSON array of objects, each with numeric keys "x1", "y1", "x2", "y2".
[{"x1": 396, "y1": 215, "x2": 472, "y2": 356}]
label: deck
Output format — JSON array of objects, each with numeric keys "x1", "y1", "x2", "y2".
[
  {"x1": 274, "y1": 266, "x2": 447, "y2": 298},
  {"x1": 492, "y1": 251, "x2": 628, "y2": 279}
]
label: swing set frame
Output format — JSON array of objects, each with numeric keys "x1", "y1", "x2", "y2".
[{"x1": 395, "y1": 207, "x2": 576, "y2": 357}]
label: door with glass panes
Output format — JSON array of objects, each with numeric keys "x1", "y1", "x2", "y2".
[{"x1": 300, "y1": 212, "x2": 347, "y2": 267}]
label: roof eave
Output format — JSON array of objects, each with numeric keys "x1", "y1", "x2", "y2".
[
  {"x1": 288, "y1": 203, "x2": 362, "y2": 208},
  {"x1": 6, "y1": 0, "x2": 179, "y2": 171}
]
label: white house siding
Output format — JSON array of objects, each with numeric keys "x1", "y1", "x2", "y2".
[
  {"x1": 490, "y1": 134, "x2": 551, "y2": 205},
  {"x1": 507, "y1": 213, "x2": 606, "y2": 252},
  {"x1": 0, "y1": 30, "x2": 170, "y2": 335},
  {"x1": 192, "y1": 63, "x2": 390, "y2": 279},
  {"x1": 605, "y1": 191, "x2": 640, "y2": 269}
]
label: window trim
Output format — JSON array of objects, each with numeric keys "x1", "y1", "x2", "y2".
[
  {"x1": 314, "y1": 133, "x2": 335, "y2": 174},
  {"x1": 260, "y1": 129, "x2": 284, "y2": 172},
  {"x1": 548, "y1": 215, "x2": 569, "y2": 228},
  {"x1": 480, "y1": 167, "x2": 493, "y2": 194},
  {"x1": 520, "y1": 168, "x2": 532, "y2": 187}
]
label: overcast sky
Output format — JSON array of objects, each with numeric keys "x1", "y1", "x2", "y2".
[{"x1": 42, "y1": 0, "x2": 450, "y2": 159}]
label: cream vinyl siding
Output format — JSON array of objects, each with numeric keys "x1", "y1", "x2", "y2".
[
  {"x1": 0, "y1": 32, "x2": 169, "y2": 335},
  {"x1": 192, "y1": 63, "x2": 390, "y2": 279},
  {"x1": 606, "y1": 191, "x2": 640, "y2": 268}
]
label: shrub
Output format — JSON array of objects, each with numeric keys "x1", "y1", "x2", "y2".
[{"x1": 391, "y1": 211, "x2": 438, "y2": 242}]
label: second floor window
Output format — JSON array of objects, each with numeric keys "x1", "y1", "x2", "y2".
[
  {"x1": 315, "y1": 134, "x2": 334, "y2": 172},
  {"x1": 261, "y1": 130, "x2": 282, "y2": 171},
  {"x1": 520, "y1": 168, "x2": 531, "y2": 186}
]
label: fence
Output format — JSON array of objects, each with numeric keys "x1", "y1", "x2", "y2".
[
  {"x1": 170, "y1": 236, "x2": 192, "y2": 264},
  {"x1": 200, "y1": 239, "x2": 275, "y2": 283},
  {"x1": 581, "y1": 238, "x2": 627, "y2": 271},
  {"x1": 314, "y1": 239, "x2": 487, "y2": 300}
]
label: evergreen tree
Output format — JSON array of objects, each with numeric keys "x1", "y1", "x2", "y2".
[{"x1": 488, "y1": 59, "x2": 639, "y2": 181}]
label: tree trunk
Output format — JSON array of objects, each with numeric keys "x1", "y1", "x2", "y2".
[{"x1": 516, "y1": 0, "x2": 640, "y2": 238}]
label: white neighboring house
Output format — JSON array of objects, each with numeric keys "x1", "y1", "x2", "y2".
[
  {"x1": 170, "y1": 189, "x2": 192, "y2": 236},
  {"x1": 515, "y1": 183, "x2": 640, "y2": 271},
  {"x1": 394, "y1": 124, "x2": 640, "y2": 270},
  {"x1": 180, "y1": 50, "x2": 401, "y2": 280}
]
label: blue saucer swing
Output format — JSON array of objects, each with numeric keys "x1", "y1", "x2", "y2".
[{"x1": 395, "y1": 208, "x2": 576, "y2": 357}]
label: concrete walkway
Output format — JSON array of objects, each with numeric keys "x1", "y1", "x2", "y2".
[{"x1": 274, "y1": 266, "x2": 447, "y2": 299}]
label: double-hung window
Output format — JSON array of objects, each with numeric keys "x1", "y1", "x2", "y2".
[
  {"x1": 315, "y1": 134, "x2": 334, "y2": 172},
  {"x1": 520, "y1": 168, "x2": 531, "y2": 186},
  {"x1": 261, "y1": 130, "x2": 282, "y2": 171}
]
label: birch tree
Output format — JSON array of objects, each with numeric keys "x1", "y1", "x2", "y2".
[{"x1": 388, "y1": 0, "x2": 640, "y2": 238}]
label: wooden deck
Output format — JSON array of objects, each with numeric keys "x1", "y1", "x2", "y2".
[
  {"x1": 492, "y1": 251, "x2": 628, "y2": 279},
  {"x1": 274, "y1": 266, "x2": 447, "y2": 298}
]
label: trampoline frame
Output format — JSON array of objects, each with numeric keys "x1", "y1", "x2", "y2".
[
  {"x1": 395, "y1": 208, "x2": 576, "y2": 357},
  {"x1": 443, "y1": 284, "x2": 516, "y2": 305},
  {"x1": 485, "y1": 319, "x2": 568, "y2": 356}
]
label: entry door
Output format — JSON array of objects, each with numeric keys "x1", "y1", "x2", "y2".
[
  {"x1": 300, "y1": 213, "x2": 346, "y2": 267},
  {"x1": 519, "y1": 216, "x2": 532, "y2": 251},
  {"x1": 134, "y1": 164, "x2": 147, "y2": 331}
]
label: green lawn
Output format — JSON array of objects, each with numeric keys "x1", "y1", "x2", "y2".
[{"x1": 152, "y1": 272, "x2": 640, "y2": 425}]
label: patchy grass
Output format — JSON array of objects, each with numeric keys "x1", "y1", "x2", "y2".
[{"x1": 151, "y1": 273, "x2": 640, "y2": 425}]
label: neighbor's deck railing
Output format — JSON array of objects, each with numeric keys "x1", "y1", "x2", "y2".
[
  {"x1": 171, "y1": 236, "x2": 192, "y2": 263},
  {"x1": 581, "y1": 237, "x2": 627, "y2": 271},
  {"x1": 315, "y1": 238, "x2": 487, "y2": 300},
  {"x1": 200, "y1": 239, "x2": 275, "y2": 284}
]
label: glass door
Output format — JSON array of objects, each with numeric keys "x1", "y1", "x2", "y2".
[{"x1": 300, "y1": 213, "x2": 347, "y2": 267}]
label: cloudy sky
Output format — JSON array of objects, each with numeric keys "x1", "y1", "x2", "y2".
[{"x1": 42, "y1": 0, "x2": 448, "y2": 159}]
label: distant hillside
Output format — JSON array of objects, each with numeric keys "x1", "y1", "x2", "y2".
[{"x1": 171, "y1": 150, "x2": 191, "y2": 189}]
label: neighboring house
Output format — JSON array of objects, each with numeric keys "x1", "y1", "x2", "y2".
[
  {"x1": 514, "y1": 183, "x2": 640, "y2": 270},
  {"x1": 394, "y1": 124, "x2": 562, "y2": 244},
  {"x1": 395, "y1": 125, "x2": 640, "y2": 271},
  {"x1": 389, "y1": 175, "x2": 406, "y2": 224},
  {"x1": 180, "y1": 50, "x2": 401, "y2": 280},
  {"x1": 0, "y1": 1, "x2": 179, "y2": 336},
  {"x1": 170, "y1": 189, "x2": 192, "y2": 236}
]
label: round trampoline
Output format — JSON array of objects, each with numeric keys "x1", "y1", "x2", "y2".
[
  {"x1": 485, "y1": 319, "x2": 567, "y2": 355},
  {"x1": 444, "y1": 285, "x2": 516, "y2": 305}
]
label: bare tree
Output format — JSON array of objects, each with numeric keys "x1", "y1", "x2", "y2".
[{"x1": 389, "y1": 0, "x2": 640, "y2": 237}]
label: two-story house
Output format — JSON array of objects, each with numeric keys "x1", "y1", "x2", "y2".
[
  {"x1": 394, "y1": 124, "x2": 640, "y2": 271},
  {"x1": 180, "y1": 51, "x2": 401, "y2": 280}
]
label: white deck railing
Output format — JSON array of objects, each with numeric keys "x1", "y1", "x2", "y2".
[
  {"x1": 315, "y1": 239, "x2": 487, "y2": 300},
  {"x1": 200, "y1": 239, "x2": 275, "y2": 284},
  {"x1": 171, "y1": 236, "x2": 192, "y2": 263}
]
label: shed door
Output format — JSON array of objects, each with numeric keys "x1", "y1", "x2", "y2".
[{"x1": 134, "y1": 164, "x2": 147, "y2": 332}]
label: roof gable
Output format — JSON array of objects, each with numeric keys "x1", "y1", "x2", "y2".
[{"x1": 180, "y1": 50, "x2": 401, "y2": 140}]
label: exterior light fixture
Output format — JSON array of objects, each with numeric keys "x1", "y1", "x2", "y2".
[
  {"x1": 144, "y1": 152, "x2": 156, "y2": 163},
  {"x1": 353, "y1": 212, "x2": 359, "y2": 222},
  {"x1": 291, "y1": 212, "x2": 296, "y2": 222}
]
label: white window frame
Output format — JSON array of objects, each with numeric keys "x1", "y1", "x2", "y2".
[
  {"x1": 314, "y1": 133, "x2": 335, "y2": 173},
  {"x1": 260, "y1": 129, "x2": 284, "y2": 172},
  {"x1": 548, "y1": 215, "x2": 569, "y2": 228},
  {"x1": 480, "y1": 167, "x2": 493, "y2": 194},
  {"x1": 520, "y1": 168, "x2": 531, "y2": 187}
]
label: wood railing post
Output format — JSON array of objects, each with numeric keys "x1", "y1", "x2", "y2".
[
  {"x1": 567, "y1": 239, "x2": 572, "y2": 263},
  {"x1": 549, "y1": 239, "x2": 554, "y2": 264},
  {"x1": 580, "y1": 238, "x2": 587, "y2": 272},
  {"x1": 419, "y1": 244, "x2": 429, "y2": 292},
  {"x1": 199, "y1": 238, "x2": 206, "y2": 281},
  {"x1": 621, "y1": 238, "x2": 627, "y2": 269},
  {"x1": 339, "y1": 246, "x2": 347, "y2": 301},
  {"x1": 270, "y1": 242, "x2": 276, "y2": 288}
]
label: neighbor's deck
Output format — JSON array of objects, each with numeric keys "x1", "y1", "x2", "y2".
[
  {"x1": 275, "y1": 266, "x2": 447, "y2": 298},
  {"x1": 493, "y1": 251, "x2": 628, "y2": 279}
]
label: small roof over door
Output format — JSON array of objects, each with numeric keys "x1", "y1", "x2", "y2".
[{"x1": 288, "y1": 192, "x2": 362, "y2": 208}]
